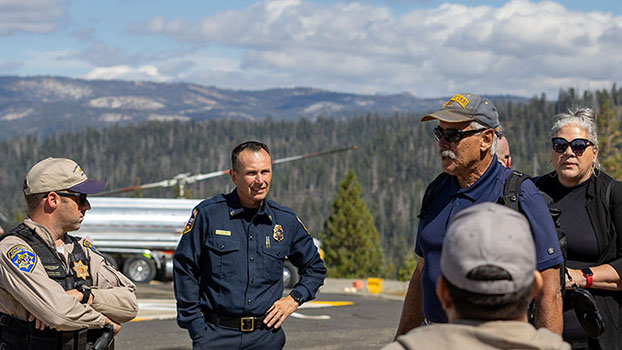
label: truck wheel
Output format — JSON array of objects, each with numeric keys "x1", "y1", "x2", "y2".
[
  {"x1": 283, "y1": 260, "x2": 299, "y2": 289},
  {"x1": 123, "y1": 256, "x2": 156, "y2": 283}
]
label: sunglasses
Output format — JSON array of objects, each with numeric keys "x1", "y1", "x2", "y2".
[
  {"x1": 44, "y1": 191, "x2": 89, "y2": 206},
  {"x1": 551, "y1": 137, "x2": 593, "y2": 156},
  {"x1": 433, "y1": 126, "x2": 488, "y2": 143}
]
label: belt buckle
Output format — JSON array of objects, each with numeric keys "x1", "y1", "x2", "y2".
[{"x1": 240, "y1": 317, "x2": 254, "y2": 332}]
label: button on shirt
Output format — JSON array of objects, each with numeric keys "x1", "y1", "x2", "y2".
[
  {"x1": 174, "y1": 190, "x2": 326, "y2": 338},
  {"x1": 415, "y1": 159, "x2": 563, "y2": 323}
]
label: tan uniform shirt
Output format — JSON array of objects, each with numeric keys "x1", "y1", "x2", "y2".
[
  {"x1": 383, "y1": 320, "x2": 570, "y2": 350},
  {"x1": 0, "y1": 219, "x2": 138, "y2": 331}
]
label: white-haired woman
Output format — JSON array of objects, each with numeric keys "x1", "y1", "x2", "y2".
[{"x1": 535, "y1": 107, "x2": 622, "y2": 350}]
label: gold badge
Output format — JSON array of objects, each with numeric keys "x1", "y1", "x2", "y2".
[
  {"x1": 273, "y1": 224, "x2": 284, "y2": 242},
  {"x1": 72, "y1": 260, "x2": 90, "y2": 280}
]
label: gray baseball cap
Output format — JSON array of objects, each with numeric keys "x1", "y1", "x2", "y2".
[
  {"x1": 421, "y1": 93, "x2": 501, "y2": 133},
  {"x1": 441, "y1": 202, "x2": 535, "y2": 295},
  {"x1": 23, "y1": 157, "x2": 107, "y2": 195}
]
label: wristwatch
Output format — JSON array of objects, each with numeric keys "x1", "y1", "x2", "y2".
[
  {"x1": 78, "y1": 285, "x2": 91, "y2": 304},
  {"x1": 289, "y1": 290, "x2": 303, "y2": 306},
  {"x1": 581, "y1": 267, "x2": 593, "y2": 288}
]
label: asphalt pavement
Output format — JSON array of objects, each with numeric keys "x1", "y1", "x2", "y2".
[{"x1": 117, "y1": 278, "x2": 408, "y2": 349}]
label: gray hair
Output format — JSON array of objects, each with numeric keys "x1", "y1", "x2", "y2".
[
  {"x1": 550, "y1": 107, "x2": 599, "y2": 147},
  {"x1": 470, "y1": 121, "x2": 498, "y2": 155}
]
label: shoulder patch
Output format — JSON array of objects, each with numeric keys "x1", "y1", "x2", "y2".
[
  {"x1": 7, "y1": 245, "x2": 38, "y2": 273},
  {"x1": 296, "y1": 216, "x2": 311, "y2": 235},
  {"x1": 183, "y1": 208, "x2": 198, "y2": 234},
  {"x1": 82, "y1": 239, "x2": 102, "y2": 255}
]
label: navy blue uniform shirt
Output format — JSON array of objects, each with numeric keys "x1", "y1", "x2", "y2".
[
  {"x1": 174, "y1": 190, "x2": 326, "y2": 339},
  {"x1": 415, "y1": 157, "x2": 563, "y2": 323}
]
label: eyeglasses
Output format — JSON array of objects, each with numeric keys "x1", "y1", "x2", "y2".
[
  {"x1": 433, "y1": 126, "x2": 488, "y2": 143},
  {"x1": 44, "y1": 192, "x2": 88, "y2": 206},
  {"x1": 551, "y1": 137, "x2": 593, "y2": 156}
]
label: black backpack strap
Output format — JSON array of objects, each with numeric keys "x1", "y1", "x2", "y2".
[
  {"x1": 500, "y1": 170, "x2": 531, "y2": 212},
  {"x1": 418, "y1": 173, "x2": 450, "y2": 220}
]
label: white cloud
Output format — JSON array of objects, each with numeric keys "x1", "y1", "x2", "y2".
[
  {"x1": 83, "y1": 65, "x2": 169, "y2": 82},
  {"x1": 132, "y1": 0, "x2": 622, "y2": 97},
  {"x1": 0, "y1": 0, "x2": 68, "y2": 35}
]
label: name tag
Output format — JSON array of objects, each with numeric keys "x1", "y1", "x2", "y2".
[{"x1": 215, "y1": 230, "x2": 231, "y2": 236}]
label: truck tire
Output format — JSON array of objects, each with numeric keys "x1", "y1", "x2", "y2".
[
  {"x1": 123, "y1": 256, "x2": 156, "y2": 283},
  {"x1": 283, "y1": 260, "x2": 299, "y2": 289}
]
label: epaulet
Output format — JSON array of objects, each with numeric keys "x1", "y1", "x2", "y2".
[
  {"x1": 196, "y1": 194, "x2": 226, "y2": 209},
  {"x1": 266, "y1": 200, "x2": 295, "y2": 216},
  {"x1": 0, "y1": 223, "x2": 32, "y2": 243}
]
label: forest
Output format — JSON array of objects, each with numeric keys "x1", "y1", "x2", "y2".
[{"x1": 1, "y1": 86, "x2": 621, "y2": 277}]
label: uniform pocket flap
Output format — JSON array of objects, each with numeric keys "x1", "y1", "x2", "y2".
[
  {"x1": 263, "y1": 245, "x2": 288, "y2": 259},
  {"x1": 205, "y1": 237, "x2": 241, "y2": 253}
]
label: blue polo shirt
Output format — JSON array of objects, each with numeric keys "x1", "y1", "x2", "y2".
[{"x1": 415, "y1": 158, "x2": 563, "y2": 323}]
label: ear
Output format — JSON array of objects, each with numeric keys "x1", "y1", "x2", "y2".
[
  {"x1": 43, "y1": 192, "x2": 61, "y2": 211},
  {"x1": 229, "y1": 168, "x2": 237, "y2": 184},
  {"x1": 531, "y1": 271, "x2": 543, "y2": 301},
  {"x1": 480, "y1": 129, "x2": 494, "y2": 152},
  {"x1": 436, "y1": 276, "x2": 452, "y2": 311}
]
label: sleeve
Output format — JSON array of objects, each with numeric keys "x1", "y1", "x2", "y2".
[
  {"x1": 519, "y1": 180, "x2": 564, "y2": 271},
  {"x1": 173, "y1": 207, "x2": 207, "y2": 339},
  {"x1": 0, "y1": 238, "x2": 106, "y2": 331},
  {"x1": 607, "y1": 180, "x2": 622, "y2": 275},
  {"x1": 287, "y1": 216, "x2": 326, "y2": 303},
  {"x1": 83, "y1": 238, "x2": 138, "y2": 323}
]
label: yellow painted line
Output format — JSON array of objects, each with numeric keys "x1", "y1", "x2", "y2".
[{"x1": 310, "y1": 301, "x2": 353, "y2": 306}]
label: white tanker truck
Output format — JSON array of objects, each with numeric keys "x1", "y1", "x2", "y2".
[{"x1": 80, "y1": 197, "x2": 319, "y2": 286}]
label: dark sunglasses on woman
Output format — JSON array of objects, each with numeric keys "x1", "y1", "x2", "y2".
[
  {"x1": 551, "y1": 137, "x2": 593, "y2": 156},
  {"x1": 433, "y1": 126, "x2": 488, "y2": 143}
]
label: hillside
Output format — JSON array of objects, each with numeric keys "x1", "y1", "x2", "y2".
[{"x1": 0, "y1": 76, "x2": 527, "y2": 140}]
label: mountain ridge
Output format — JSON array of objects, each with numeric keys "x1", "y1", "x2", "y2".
[{"x1": 0, "y1": 75, "x2": 528, "y2": 140}]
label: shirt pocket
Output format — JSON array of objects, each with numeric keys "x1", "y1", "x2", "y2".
[
  {"x1": 204, "y1": 237, "x2": 241, "y2": 278},
  {"x1": 262, "y1": 244, "x2": 289, "y2": 282}
]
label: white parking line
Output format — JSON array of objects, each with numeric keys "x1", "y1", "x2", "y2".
[{"x1": 133, "y1": 299, "x2": 353, "y2": 322}]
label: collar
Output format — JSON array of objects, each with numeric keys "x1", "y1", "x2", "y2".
[
  {"x1": 224, "y1": 189, "x2": 274, "y2": 223},
  {"x1": 455, "y1": 157, "x2": 501, "y2": 201},
  {"x1": 23, "y1": 218, "x2": 60, "y2": 249}
]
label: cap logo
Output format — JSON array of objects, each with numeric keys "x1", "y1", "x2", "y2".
[
  {"x1": 443, "y1": 94, "x2": 470, "y2": 109},
  {"x1": 73, "y1": 165, "x2": 86, "y2": 177}
]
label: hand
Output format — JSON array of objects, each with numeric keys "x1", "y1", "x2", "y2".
[
  {"x1": 104, "y1": 317, "x2": 121, "y2": 335},
  {"x1": 66, "y1": 288, "x2": 83, "y2": 300},
  {"x1": 28, "y1": 314, "x2": 48, "y2": 330},
  {"x1": 565, "y1": 268, "x2": 585, "y2": 289},
  {"x1": 263, "y1": 295, "x2": 299, "y2": 329},
  {"x1": 66, "y1": 288, "x2": 93, "y2": 304}
]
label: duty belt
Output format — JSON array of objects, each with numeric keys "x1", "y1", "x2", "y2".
[{"x1": 203, "y1": 312, "x2": 266, "y2": 332}]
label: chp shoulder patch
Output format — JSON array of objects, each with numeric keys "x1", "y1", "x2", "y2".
[
  {"x1": 83, "y1": 239, "x2": 102, "y2": 256},
  {"x1": 296, "y1": 216, "x2": 311, "y2": 235},
  {"x1": 183, "y1": 209, "x2": 198, "y2": 234},
  {"x1": 7, "y1": 245, "x2": 38, "y2": 273}
]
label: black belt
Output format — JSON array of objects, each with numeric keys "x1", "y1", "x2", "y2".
[{"x1": 203, "y1": 312, "x2": 265, "y2": 332}]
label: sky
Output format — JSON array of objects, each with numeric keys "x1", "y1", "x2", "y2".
[{"x1": 1, "y1": 0, "x2": 621, "y2": 98}]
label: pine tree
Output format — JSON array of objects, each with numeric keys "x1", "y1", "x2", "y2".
[
  {"x1": 319, "y1": 169, "x2": 386, "y2": 278},
  {"x1": 597, "y1": 96, "x2": 622, "y2": 179}
]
